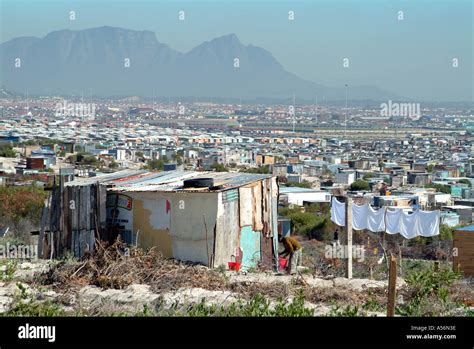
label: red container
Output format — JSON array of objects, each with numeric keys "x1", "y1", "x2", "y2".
[
  {"x1": 279, "y1": 257, "x2": 288, "y2": 271},
  {"x1": 228, "y1": 262, "x2": 241, "y2": 271},
  {"x1": 228, "y1": 255, "x2": 241, "y2": 271}
]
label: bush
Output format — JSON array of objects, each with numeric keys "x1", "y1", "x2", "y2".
[
  {"x1": 0, "y1": 144, "x2": 16, "y2": 157},
  {"x1": 350, "y1": 180, "x2": 370, "y2": 191},
  {"x1": 329, "y1": 304, "x2": 361, "y2": 317},
  {"x1": 0, "y1": 186, "x2": 46, "y2": 225},
  {"x1": 279, "y1": 207, "x2": 327, "y2": 238},
  {"x1": 185, "y1": 293, "x2": 314, "y2": 317},
  {"x1": 240, "y1": 165, "x2": 270, "y2": 174},
  {"x1": 397, "y1": 267, "x2": 460, "y2": 316},
  {"x1": 286, "y1": 181, "x2": 312, "y2": 188},
  {"x1": 438, "y1": 224, "x2": 453, "y2": 240},
  {"x1": 362, "y1": 173, "x2": 374, "y2": 180},
  {"x1": 458, "y1": 179, "x2": 471, "y2": 188},
  {"x1": 0, "y1": 260, "x2": 17, "y2": 281},
  {"x1": 425, "y1": 183, "x2": 451, "y2": 194},
  {"x1": 1, "y1": 284, "x2": 65, "y2": 317},
  {"x1": 210, "y1": 163, "x2": 228, "y2": 172},
  {"x1": 145, "y1": 159, "x2": 165, "y2": 170}
]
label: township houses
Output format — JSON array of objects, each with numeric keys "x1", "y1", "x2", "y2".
[{"x1": 43, "y1": 170, "x2": 279, "y2": 271}]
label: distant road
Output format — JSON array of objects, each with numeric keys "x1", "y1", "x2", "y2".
[{"x1": 147, "y1": 118, "x2": 465, "y2": 139}]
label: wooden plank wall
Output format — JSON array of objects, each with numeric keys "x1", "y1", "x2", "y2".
[
  {"x1": 41, "y1": 176, "x2": 106, "y2": 259},
  {"x1": 453, "y1": 230, "x2": 474, "y2": 276}
]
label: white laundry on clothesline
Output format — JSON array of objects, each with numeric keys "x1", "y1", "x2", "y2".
[{"x1": 330, "y1": 197, "x2": 439, "y2": 239}]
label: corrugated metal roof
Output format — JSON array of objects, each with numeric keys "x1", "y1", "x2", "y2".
[
  {"x1": 65, "y1": 169, "x2": 273, "y2": 192},
  {"x1": 64, "y1": 170, "x2": 148, "y2": 187}
]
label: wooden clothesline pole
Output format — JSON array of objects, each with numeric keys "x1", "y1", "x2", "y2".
[
  {"x1": 345, "y1": 196, "x2": 352, "y2": 279},
  {"x1": 387, "y1": 255, "x2": 397, "y2": 317}
]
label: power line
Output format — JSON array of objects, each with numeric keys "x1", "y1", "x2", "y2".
[
  {"x1": 292, "y1": 91, "x2": 296, "y2": 133},
  {"x1": 344, "y1": 84, "x2": 348, "y2": 140}
]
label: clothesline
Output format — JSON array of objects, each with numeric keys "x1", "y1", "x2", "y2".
[{"x1": 330, "y1": 197, "x2": 440, "y2": 239}]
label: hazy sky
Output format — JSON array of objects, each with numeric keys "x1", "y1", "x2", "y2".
[{"x1": 1, "y1": 0, "x2": 472, "y2": 101}]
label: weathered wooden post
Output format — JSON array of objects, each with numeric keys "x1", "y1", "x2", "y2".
[
  {"x1": 345, "y1": 196, "x2": 353, "y2": 279},
  {"x1": 387, "y1": 255, "x2": 397, "y2": 317}
]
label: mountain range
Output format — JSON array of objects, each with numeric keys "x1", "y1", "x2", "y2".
[{"x1": 0, "y1": 26, "x2": 397, "y2": 101}]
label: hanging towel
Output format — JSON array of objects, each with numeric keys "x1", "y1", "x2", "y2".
[
  {"x1": 385, "y1": 209, "x2": 401, "y2": 234},
  {"x1": 352, "y1": 203, "x2": 369, "y2": 230},
  {"x1": 330, "y1": 197, "x2": 346, "y2": 226},
  {"x1": 416, "y1": 210, "x2": 440, "y2": 237},
  {"x1": 367, "y1": 206, "x2": 386, "y2": 232},
  {"x1": 399, "y1": 211, "x2": 418, "y2": 239}
]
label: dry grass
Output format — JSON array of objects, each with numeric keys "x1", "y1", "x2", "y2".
[
  {"x1": 39, "y1": 239, "x2": 227, "y2": 292},
  {"x1": 229, "y1": 281, "x2": 291, "y2": 300},
  {"x1": 303, "y1": 285, "x2": 386, "y2": 306}
]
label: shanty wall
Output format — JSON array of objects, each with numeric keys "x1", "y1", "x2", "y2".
[
  {"x1": 119, "y1": 191, "x2": 218, "y2": 265},
  {"x1": 214, "y1": 177, "x2": 278, "y2": 270},
  {"x1": 42, "y1": 179, "x2": 107, "y2": 259},
  {"x1": 453, "y1": 230, "x2": 474, "y2": 276},
  {"x1": 115, "y1": 177, "x2": 278, "y2": 270},
  {"x1": 214, "y1": 190, "x2": 241, "y2": 268},
  {"x1": 170, "y1": 192, "x2": 218, "y2": 265},
  {"x1": 240, "y1": 226, "x2": 261, "y2": 270}
]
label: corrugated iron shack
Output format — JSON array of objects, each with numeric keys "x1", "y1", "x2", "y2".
[{"x1": 45, "y1": 170, "x2": 279, "y2": 271}]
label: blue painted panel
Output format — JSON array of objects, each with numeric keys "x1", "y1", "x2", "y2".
[{"x1": 240, "y1": 226, "x2": 261, "y2": 270}]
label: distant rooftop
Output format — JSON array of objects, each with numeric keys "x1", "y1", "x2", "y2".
[
  {"x1": 280, "y1": 186, "x2": 327, "y2": 194},
  {"x1": 456, "y1": 225, "x2": 474, "y2": 231}
]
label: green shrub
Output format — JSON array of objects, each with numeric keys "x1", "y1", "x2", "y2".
[
  {"x1": 240, "y1": 165, "x2": 270, "y2": 174},
  {"x1": 329, "y1": 304, "x2": 361, "y2": 317},
  {"x1": 1, "y1": 283, "x2": 65, "y2": 317},
  {"x1": 3, "y1": 299, "x2": 65, "y2": 317},
  {"x1": 286, "y1": 181, "x2": 312, "y2": 188},
  {"x1": 210, "y1": 163, "x2": 228, "y2": 172},
  {"x1": 396, "y1": 267, "x2": 460, "y2": 316},
  {"x1": 185, "y1": 293, "x2": 313, "y2": 317},
  {"x1": 0, "y1": 186, "x2": 46, "y2": 225},
  {"x1": 0, "y1": 260, "x2": 17, "y2": 281},
  {"x1": 0, "y1": 144, "x2": 16, "y2": 157},
  {"x1": 350, "y1": 180, "x2": 370, "y2": 191}
]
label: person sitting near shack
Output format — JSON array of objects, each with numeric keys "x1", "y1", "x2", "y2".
[{"x1": 278, "y1": 235, "x2": 302, "y2": 275}]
